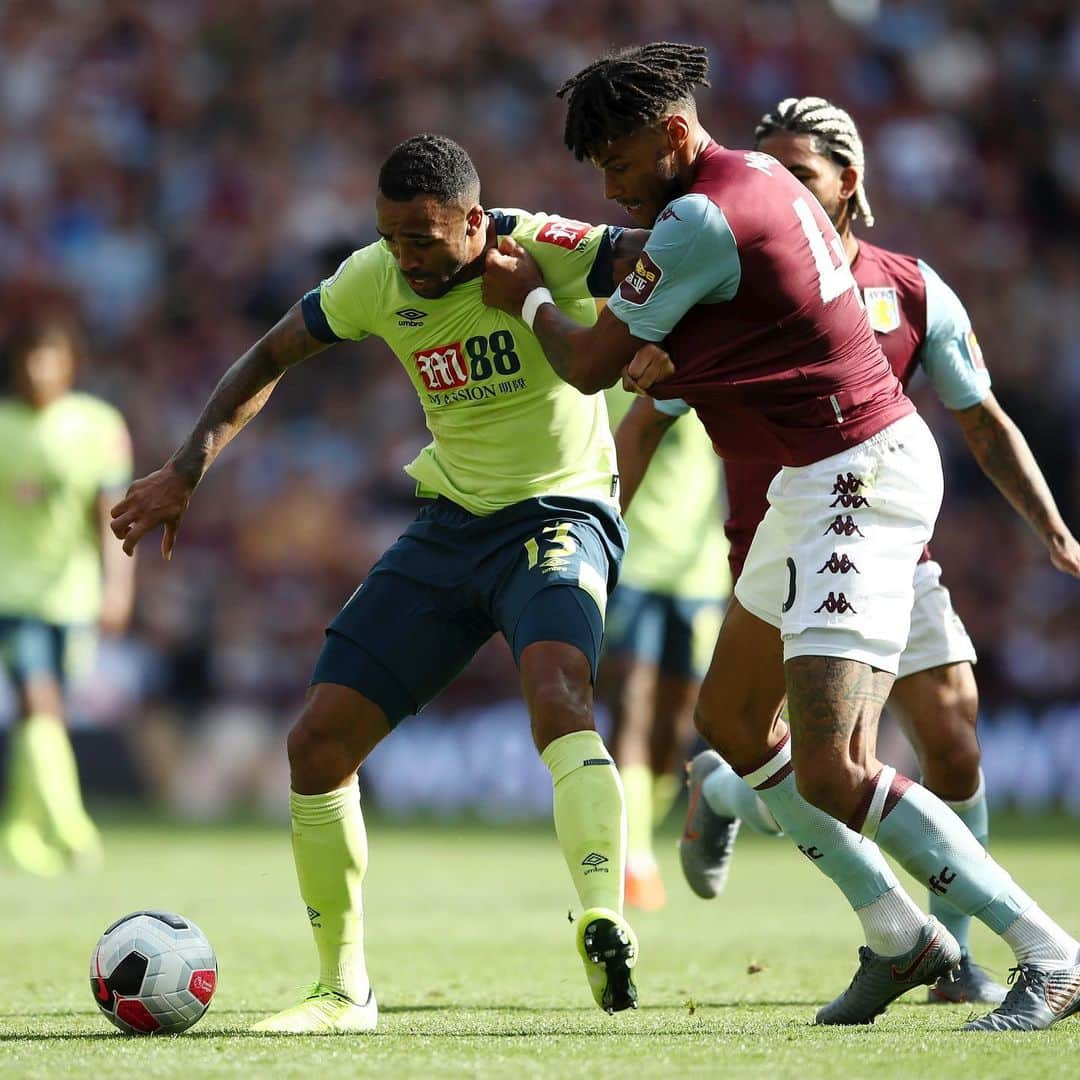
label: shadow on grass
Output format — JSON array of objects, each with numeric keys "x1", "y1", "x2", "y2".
[{"x1": 0, "y1": 999, "x2": 826, "y2": 1042}]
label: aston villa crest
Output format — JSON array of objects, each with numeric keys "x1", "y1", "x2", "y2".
[{"x1": 863, "y1": 286, "x2": 900, "y2": 333}]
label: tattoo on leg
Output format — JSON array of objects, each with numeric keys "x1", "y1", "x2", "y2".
[{"x1": 785, "y1": 656, "x2": 892, "y2": 746}]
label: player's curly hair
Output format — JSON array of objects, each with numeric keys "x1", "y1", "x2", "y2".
[
  {"x1": 755, "y1": 96, "x2": 875, "y2": 227},
  {"x1": 558, "y1": 42, "x2": 710, "y2": 162},
  {"x1": 378, "y1": 134, "x2": 480, "y2": 204}
]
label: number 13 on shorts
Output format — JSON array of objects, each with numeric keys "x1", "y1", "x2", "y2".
[{"x1": 524, "y1": 523, "x2": 577, "y2": 573}]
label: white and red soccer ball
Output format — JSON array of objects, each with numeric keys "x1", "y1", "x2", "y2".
[{"x1": 90, "y1": 910, "x2": 217, "y2": 1034}]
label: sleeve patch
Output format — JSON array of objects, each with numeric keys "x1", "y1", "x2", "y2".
[
  {"x1": 618, "y1": 252, "x2": 663, "y2": 305},
  {"x1": 964, "y1": 330, "x2": 985, "y2": 370},
  {"x1": 537, "y1": 218, "x2": 593, "y2": 250}
]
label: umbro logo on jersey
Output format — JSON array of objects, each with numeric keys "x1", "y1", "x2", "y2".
[{"x1": 396, "y1": 307, "x2": 428, "y2": 326}]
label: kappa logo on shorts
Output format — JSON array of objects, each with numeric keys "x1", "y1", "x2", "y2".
[
  {"x1": 829, "y1": 472, "x2": 871, "y2": 509},
  {"x1": 537, "y1": 217, "x2": 592, "y2": 250},
  {"x1": 817, "y1": 553, "x2": 860, "y2": 575},
  {"x1": 815, "y1": 592, "x2": 858, "y2": 614},
  {"x1": 414, "y1": 342, "x2": 468, "y2": 391},
  {"x1": 619, "y1": 252, "x2": 663, "y2": 304},
  {"x1": 824, "y1": 515, "x2": 865, "y2": 538}
]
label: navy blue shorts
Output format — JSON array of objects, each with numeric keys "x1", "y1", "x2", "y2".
[
  {"x1": 602, "y1": 584, "x2": 723, "y2": 681},
  {"x1": 0, "y1": 616, "x2": 89, "y2": 690},
  {"x1": 312, "y1": 496, "x2": 627, "y2": 726}
]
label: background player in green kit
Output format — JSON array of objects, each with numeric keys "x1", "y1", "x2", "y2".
[
  {"x1": 110, "y1": 134, "x2": 648, "y2": 1032},
  {"x1": 0, "y1": 318, "x2": 134, "y2": 875},
  {"x1": 600, "y1": 384, "x2": 727, "y2": 910}
]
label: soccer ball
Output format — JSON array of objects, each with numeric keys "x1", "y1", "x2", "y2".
[{"x1": 90, "y1": 910, "x2": 217, "y2": 1034}]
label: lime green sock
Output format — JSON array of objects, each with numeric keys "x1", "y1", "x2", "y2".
[
  {"x1": 651, "y1": 771, "x2": 680, "y2": 827},
  {"x1": 3, "y1": 720, "x2": 39, "y2": 826},
  {"x1": 19, "y1": 714, "x2": 99, "y2": 853},
  {"x1": 0, "y1": 721, "x2": 66, "y2": 875},
  {"x1": 620, "y1": 763, "x2": 654, "y2": 866},
  {"x1": 542, "y1": 730, "x2": 626, "y2": 914},
  {"x1": 290, "y1": 778, "x2": 370, "y2": 1000}
]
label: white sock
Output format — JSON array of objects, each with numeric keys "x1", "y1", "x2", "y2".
[
  {"x1": 1001, "y1": 904, "x2": 1080, "y2": 967},
  {"x1": 855, "y1": 887, "x2": 928, "y2": 956},
  {"x1": 702, "y1": 758, "x2": 782, "y2": 835}
]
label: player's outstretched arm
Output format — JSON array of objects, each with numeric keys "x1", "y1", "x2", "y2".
[
  {"x1": 483, "y1": 238, "x2": 646, "y2": 394},
  {"x1": 614, "y1": 394, "x2": 677, "y2": 512},
  {"x1": 98, "y1": 489, "x2": 136, "y2": 633},
  {"x1": 110, "y1": 303, "x2": 328, "y2": 560},
  {"x1": 952, "y1": 392, "x2": 1080, "y2": 576}
]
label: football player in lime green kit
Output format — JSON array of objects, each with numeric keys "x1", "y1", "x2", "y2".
[
  {"x1": 0, "y1": 318, "x2": 134, "y2": 875},
  {"x1": 111, "y1": 135, "x2": 648, "y2": 1033},
  {"x1": 600, "y1": 384, "x2": 727, "y2": 909}
]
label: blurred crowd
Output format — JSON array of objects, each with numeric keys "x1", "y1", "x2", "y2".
[{"x1": 1, "y1": 1, "x2": 1077, "y2": 762}]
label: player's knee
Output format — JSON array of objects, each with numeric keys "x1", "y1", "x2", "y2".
[
  {"x1": 919, "y1": 725, "x2": 982, "y2": 800},
  {"x1": 528, "y1": 676, "x2": 594, "y2": 751},
  {"x1": 286, "y1": 707, "x2": 357, "y2": 794}
]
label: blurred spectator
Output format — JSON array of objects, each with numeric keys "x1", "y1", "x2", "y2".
[{"x1": 0, "y1": 2, "x2": 1076, "y2": 810}]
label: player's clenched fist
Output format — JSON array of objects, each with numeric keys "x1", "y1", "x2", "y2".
[
  {"x1": 622, "y1": 343, "x2": 675, "y2": 395},
  {"x1": 110, "y1": 463, "x2": 194, "y2": 561},
  {"x1": 482, "y1": 237, "x2": 545, "y2": 316}
]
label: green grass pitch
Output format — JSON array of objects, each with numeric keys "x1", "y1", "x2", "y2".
[{"x1": 1, "y1": 812, "x2": 1077, "y2": 1078}]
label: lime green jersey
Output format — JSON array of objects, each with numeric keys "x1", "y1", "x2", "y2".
[
  {"x1": 605, "y1": 387, "x2": 729, "y2": 600},
  {"x1": 304, "y1": 209, "x2": 620, "y2": 516},
  {"x1": 0, "y1": 393, "x2": 132, "y2": 623}
]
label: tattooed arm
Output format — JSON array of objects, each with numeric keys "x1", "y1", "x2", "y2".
[
  {"x1": 482, "y1": 239, "x2": 650, "y2": 395},
  {"x1": 951, "y1": 392, "x2": 1080, "y2": 576},
  {"x1": 110, "y1": 303, "x2": 328, "y2": 559}
]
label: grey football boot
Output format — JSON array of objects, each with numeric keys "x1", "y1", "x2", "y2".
[
  {"x1": 928, "y1": 955, "x2": 1007, "y2": 1004},
  {"x1": 679, "y1": 750, "x2": 741, "y2": 899},
  {"x1": 963, "y1": 954, "x2": 1080, "y2": 1031},
  {"x1": 816, "y1": 917, "x2": 961, "y2": 1025}
]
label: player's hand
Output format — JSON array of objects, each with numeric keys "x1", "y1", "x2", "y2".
[
  {"x1": 622, "y1": 343, "x2": 675, "y2": 395},
  {"x1": 1049, "y1": 533, "x2": 1080, "y2": 577},
  {"x1": 482, "y1": 238, "x2": 545, "y2": 316},
  {"x1": 110, "y1": 463, "x2": 194, "y2": 561}
]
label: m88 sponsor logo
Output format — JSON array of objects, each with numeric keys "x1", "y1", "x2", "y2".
[{"x1": 414, "y1": 331, "x2": 522, "y2": 392}]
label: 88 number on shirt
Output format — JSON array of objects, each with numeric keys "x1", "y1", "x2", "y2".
[{"x1": 466, "y1": 331, "x2": 521, "y2": 380}]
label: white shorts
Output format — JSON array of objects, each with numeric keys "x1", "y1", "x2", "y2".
[
  {"x1": 734, "y1": 412, "x2": 943, "y2": 674},
  {"x1": 896, "y1": 559, "x2": 977, "y2": 679}
]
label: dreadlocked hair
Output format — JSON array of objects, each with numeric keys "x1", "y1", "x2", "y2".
[
  {"x1": 755, "y1": 96, "x2": 874, "y2": 227},
  {"x1": 558, "y1": 42, "x2": 710, "y2": 161}
]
